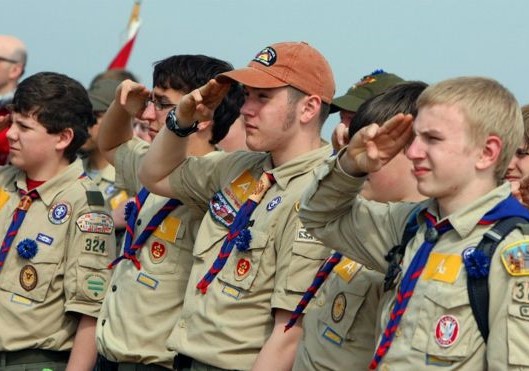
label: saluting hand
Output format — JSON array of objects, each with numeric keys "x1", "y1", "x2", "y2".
[
  {"x1": 116, "y1": 79, "x2": 151, "y2": 118},
  {"x1": 340, "y1": 113, "x2": 414, "y2": 176},
  {"x1": 175, "y1": 79, "x2": 231, "y2": 127}
]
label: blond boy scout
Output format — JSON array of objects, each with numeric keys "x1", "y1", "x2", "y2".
[
  {"x1": 0, "y1": 72, "x2": 115, "y2": 370},
  {"x1": 293, "y1": 81, "x2": 427, "y2": 370},
  {"x1": 300, "y1": 77, "x2": 529, "y2": 369},
  {"x1": 139, "y1": 42, "x2": 334, "y2": 370},
  {"x1": 94, "y1": 55, "x2": 244, "y2": 370}
]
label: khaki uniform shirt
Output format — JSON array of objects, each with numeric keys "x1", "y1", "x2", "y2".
[
  {"x1": 0, "y1": 159, "x2": 116, "y2": 351},
  {"x1": 165, "y1": 145, "x2": 333, "y2": 370},
  {"x1": 300, "y1": 156, "x2": 529, "y2": 370},
  {"x1": 82, "y1": 158, "x2": 129, "y2": 212},
  {"x1": 96, "y1": 137, "x2": 203, "y2": 369},
  {"x1": 293, "y1": 257, "x2": 384, "y2": 371}
]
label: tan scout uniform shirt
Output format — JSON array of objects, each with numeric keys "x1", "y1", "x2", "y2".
[
  {"x1": 0, "y1": 159, "x2": 116, "y2": 351},
  {"x1": 165, "y1": 145, "x2": 333, "y2": 370},
  {"x1": 293, "y1": 258, "x2": 384, "y2": 371},
  {"x1": 82, "y1": 158, "x2": 129, "y2": 212},
  {"x1": 96, "y1": 137, "x2": 203, "y2": 369},
  {"x1": 300, "y1": 156, "x2": 529, "y2": 370}
]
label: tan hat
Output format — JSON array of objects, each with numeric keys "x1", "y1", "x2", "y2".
[
  {"x1": 88, "y1": 79, "x2": 121, "y2": 112},
  {"x1": 217, "y1": 41, "x2": 335, "y2": 104},
  {"x1": 330, "y1": 70, "x2": 404, "y2": 113}
]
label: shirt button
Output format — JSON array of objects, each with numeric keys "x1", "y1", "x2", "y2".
[
  {"x1": 136, "y1": 219, "x2": 142, "y2": 226},
  {"x1": 395, "y1": 328, "x2": 402, "y2": 337},
  {"x1": 178, "y1": 320, "x2": 186, "y2": 328},
  {"x1": 317, "y1": 299, "x2": 324, "y2": 306},
  {"x1": 380, "y1": 363, "x2": 390, "y2": 371},
  {"x1": 102, "y1": 319, "x2": 106, "y2": 326},
  {"x1": 112, "y1": 285, "x2": 117, "y2": 292}
]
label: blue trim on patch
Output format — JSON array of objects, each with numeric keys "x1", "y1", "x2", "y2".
[
  {"x1": 266, "y1": 196, "x2": 282, "y2": 211},
  {"x1": 36, "y1": 233, "x2": 53, "y2": 246},
  {"x1": 321, "y1": 326, "x2": 343, "y2": 346},
  {"x1": 136, "y1": 272, "x2": 159, "y2": 290}
]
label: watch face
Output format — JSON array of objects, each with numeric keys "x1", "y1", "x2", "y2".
[{"x1": 165, "y1": 107, "x2": 199, "y2": 137}]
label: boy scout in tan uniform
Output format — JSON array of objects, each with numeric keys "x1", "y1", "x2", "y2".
[
  {"x1": 0, "y1": 72, "x2": 115, "y2": 370},
  {"x1": 293, "y1": 81, "x2": 427, "y2": 371},
  {"x1": 139, "y1": 42, "x2": 334, "y2": 370},
  {"x1": 300, "y1": 77, "x2": 529, "y2": 370},
  {"x1": 94, "y1": 55, "x2": 244, "y2": 370}
]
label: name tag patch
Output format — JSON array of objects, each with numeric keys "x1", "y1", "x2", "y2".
[
  {"x1": 501, "y1": 239, "x2": 529, "y2": 276},
  {"x1": 76, "y1": 212, "x2": 114, "y2": 235}
]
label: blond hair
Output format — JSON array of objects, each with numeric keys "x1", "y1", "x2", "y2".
[{"x1": 417, "y1": 77, "x2": 523, "y2": 182}]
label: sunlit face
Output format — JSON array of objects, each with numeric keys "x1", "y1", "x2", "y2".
[
  {"x1": 240, "y1": 86, "x2": 299, "y2": 154},
  {"x1": 140, "y1": 87, "x2": 183, "y2": 142},
  {"x1": 7, "y1": 112, "x2": 63, "y2": 176},
  {"x1": 406, "y1": 104, "x2": 482, "y2": 204}
]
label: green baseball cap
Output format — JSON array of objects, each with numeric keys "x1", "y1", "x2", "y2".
[
  {"x1": 88, "y1": 79, "x2": 121, "y2": 112},
  {"x1": 330, "y1": 70, "x2": 404, "y2": 113}
]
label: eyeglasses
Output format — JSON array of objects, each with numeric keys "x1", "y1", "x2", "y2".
[
  {"x1": 145, "y1": 96, "x2": 177, "y2": 111},
  {"x1": 515, "y1": 148, "x2": 529, "y2": 158},
  {"x1": 0, "y1": 56, "x2": 19, "y2": 64}
]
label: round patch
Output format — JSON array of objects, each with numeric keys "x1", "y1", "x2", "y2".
[
  {"x1": 83, "y1": 274, "x2": 107, "y2": 301},
  {"x1": 435, "y1": 315, "x2": 460, "y2": 347},
  {"x1": 20, "y1": 265, "x2": 38, "y2": 291},
  {"x1": 48, "y1": 201, "x2": 72, "y2": 225},
  {"x1": 150, "y1": 241, "x2": 167, "y2": 264},
  {"x1": 266, "y1": 196, "x2": 282, "y2": 211},
  {"x1": 235, "y1": 258, "x2": 251, "y2": 281},
  {"x1": 331, "y1": 292, "x2": 347, "y2": 322},
  {"x1": 462, "y1": 247, "x2": 475, "y2": 260}
]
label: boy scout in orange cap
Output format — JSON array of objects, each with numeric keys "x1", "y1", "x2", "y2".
[
  {"x1": 0, "y1": 72, "x2": 116, "y2": 370},
  {"x1": 138, "y1": 41, "x2": 334, "y2": 370},
  {"x1": 300, "y1": 76, "x2": 529, "y2": 369}
]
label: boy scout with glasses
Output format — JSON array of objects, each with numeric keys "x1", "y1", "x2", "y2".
[
  {"x1": 299, "y1": 77, "x2": 529, "y2": 369},
  {"x1": 94, "y1": 55, "x2": 244, "y2": 370},
  {"x1": 138, "y1": 41, "x2": 334, "y2": 370},
  {"x1": 0, "y1": 71, "x2": 116, "y2": 370}
]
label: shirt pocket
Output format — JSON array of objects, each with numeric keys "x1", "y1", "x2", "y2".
[
  {"x1": 507, "y1": 304, "x2": 529, "y2": 366},
  {"x1": 319, "y1": 274, "x2": 371, "y2": 342},
  {"x1": 217, "y1": 229, "x2": 269, "y2": 292},
  {"x1": 76, "y1": 253, "x2": 111, "y2": 302},
  {"x1": 411, "y1": 284, "x2": 481, "y2": 361},
  {"x1": 286, "y1": 241, "x2": 330, "y2": 293},
  {"x1": 3, "y1": 247, "x2": 63, "y2": 303}
]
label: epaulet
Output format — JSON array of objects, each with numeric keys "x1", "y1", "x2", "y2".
[{"x1": 80, "y1": 181, "x2": 105, "y2": 207}]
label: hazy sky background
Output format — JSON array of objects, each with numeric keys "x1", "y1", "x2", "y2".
[{"x1": 3, "y1": 0, "x2": 529, "y2": 139}]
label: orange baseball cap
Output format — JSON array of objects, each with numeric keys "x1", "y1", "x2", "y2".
[{"x1": 217, "y1": 41, "x2": 335, "y2": 104}]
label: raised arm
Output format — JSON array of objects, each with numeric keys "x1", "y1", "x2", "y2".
[
  {"x1": 97, "y1": 79, "x2": 150, "y2": 165},
  {"x1": 138, "y1": 79, "x2": 230, "y2": 197}
]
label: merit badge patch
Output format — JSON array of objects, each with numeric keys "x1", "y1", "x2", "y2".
[
  {"x1": 266, "y1": 196, "x2": 282, "y2": 211},
  {"x1": 235, "y1": 258, "x2": 251, "y2": 281},
  {"x1": 83, "y1": 274, "x2": 107, "y2": 300},
  {"x1": 209, "y1": 192, "x2": 237, "y2": 228},
  {"x1": 150, "y1": 241, "x2": 167, "y2": 264},
  {"x1": 331, "y1": 292, "x2": 347, "y2": 323},
  {"x1": 334, "y1": 257, "x2": 361, "y2": 283},
  {"x1": 76, "y1": 212, "x2": 114, "y2": 235},
  {"x1": 48, "y1": 201, "x2": 72, "y2": 225},
  {"x1": 253, "y1": 46, "x2": 277, "y2": 67},
  {"x1": 422, "y1": 252, "x2": 462, "y2": 283},
  {"x1": 36, "y1": 233, "x2": 53, "y2": 246},
  {"x1": 153, "y1": 216, "x2": 181, "y2": 243},
  {"x1": 0, "y1": 188, "x2": 10, "y2": 210},
  {"x1": 20, "y1": 265, "x2": 38, "y2": 291},
  {"x1": 501, "y1": 239, "x2": 529, "y2": 276},
  {"x1": 223, "y1": 170, "x2": 258, "y2": 208},
  {"x1": 434, "y1": 315, "x2": 459, "y2": 347}
]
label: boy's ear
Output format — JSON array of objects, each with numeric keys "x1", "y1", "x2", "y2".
[
  {"x1": 300, "y1": 95, "x2": 322, "y2": 125},
  {"x1": 476, "y1": 134, "x2": 502, "y2": 171},
  {"x1": 56, "y1": 128, "x2": 74, "y2": 151}
]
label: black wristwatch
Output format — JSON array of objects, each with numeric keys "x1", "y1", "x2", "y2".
[{"x1": 165, "y1": 107, "x2": 199, "y2": 137}]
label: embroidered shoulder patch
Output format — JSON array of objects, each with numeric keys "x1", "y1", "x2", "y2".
[
  {"x1": 76, "y1": 212, "x2": 114, "y2": 235},
  {"x1": 501, "y1": 239, "x2": 529, "y2": 276},
  {"x1": 209, "y1": 192, "x2": 237, "y2": 228}
]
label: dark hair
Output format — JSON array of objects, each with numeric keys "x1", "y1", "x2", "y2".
[
  {"x1": 12, "y1": 72, "x2": 94, "y2": 162},
  {"x1": 152, "y1": 55, "x2": 244, "y2": 145},
  {"x1": 349, "y1": 81, "x2": 428, "y2": 138},
  {"x1": 89, "y1": 69, "x2": 139, "y2": 88}
]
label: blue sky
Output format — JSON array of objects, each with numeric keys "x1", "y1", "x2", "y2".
[{"x1": 3, "y1": 0, "x2": 529, "y2": 139}]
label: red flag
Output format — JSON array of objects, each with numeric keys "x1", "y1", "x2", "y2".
[{"x1": 108, "y1": 1, "x2": 141, "y2": 70}]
